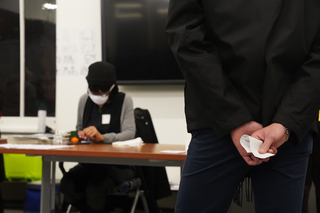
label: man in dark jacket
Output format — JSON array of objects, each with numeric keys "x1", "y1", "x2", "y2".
[{"x1": 166, "y1": 0, "x2": 320, "y2": 212}]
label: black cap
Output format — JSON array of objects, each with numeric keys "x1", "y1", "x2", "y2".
[{"x1": 86, "y1": 61, "x2": 117, "y2": 86}]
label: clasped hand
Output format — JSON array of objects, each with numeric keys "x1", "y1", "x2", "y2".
[
  {"x1": 230, "y1": 121, "x2": 287, "y2": 166},
  {"x1": 78, "y1": 126, "x2": 105, "y2": 142}
]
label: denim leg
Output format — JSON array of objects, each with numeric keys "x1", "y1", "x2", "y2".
[
  {"x1": 175, "y1": 129, "x2": 251, "y2": 213},
  {"x1": 251, "y1": 132, "x2": 313, "y2": 213}
]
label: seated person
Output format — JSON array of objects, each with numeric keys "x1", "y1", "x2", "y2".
[{"x1": 60, "y1": 61, "x2": 137, "y2": 213}]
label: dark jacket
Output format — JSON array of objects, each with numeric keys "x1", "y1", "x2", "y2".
[{"x1": 166, "y1": 0, "x2": 320, "y2": 144}]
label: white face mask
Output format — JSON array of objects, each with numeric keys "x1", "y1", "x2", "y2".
[
  {"x1": 88, "y1": 84, "x2": 115, "y2": 105},
  {"x1": 89, "y1": 93, "x2": 109, "y2": 105}
]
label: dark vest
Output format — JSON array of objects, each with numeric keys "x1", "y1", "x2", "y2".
[{"x1": 82, "y1": 92, "x2": 125, "y2": 134}]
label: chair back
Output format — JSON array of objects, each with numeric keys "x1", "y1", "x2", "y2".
[{"x1": 134, "y1": 108, "x2": 158, "y2": 144}]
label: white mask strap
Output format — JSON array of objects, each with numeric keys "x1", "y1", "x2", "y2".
[{"x1": 109, "y1": 84, "x2": 115, "y2": 92}]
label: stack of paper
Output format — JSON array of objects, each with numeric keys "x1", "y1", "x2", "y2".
[{"x1": 7, "y1": 134, "x2": 54, "y2": 145}]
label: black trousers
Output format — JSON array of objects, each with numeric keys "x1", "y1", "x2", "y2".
[
  {"x1": 175, "y1": 128, "x2": 312, "y2": 213},
  {"x1": 60, "y1": 163, "x2": 136, "y2": 213}
]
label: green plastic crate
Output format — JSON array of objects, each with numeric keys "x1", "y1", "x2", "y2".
[{"x1": 3, "y1": 154, "x2": 42, "y2": 182}]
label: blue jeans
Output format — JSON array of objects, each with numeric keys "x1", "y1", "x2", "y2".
[{"x1": 175, "y1": 128, "x2": 313, "y2": 213}]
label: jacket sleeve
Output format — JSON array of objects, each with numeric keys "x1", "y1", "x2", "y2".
[
  {"x1": 272, "y1": 30, "x2": 320, "y2": 143},
  {"x1": 102, "y1": 94, "x2": 136, "y2": 143},
  {"x1": 166, "y1": 0, "x2": 253, "y2": 136},
  {"x1": 76, "y1": 94, "x2": 87, "y2": 131}
]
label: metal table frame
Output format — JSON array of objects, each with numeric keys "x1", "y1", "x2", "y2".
[{"x1": 41, "y1": 153, "x2": 185, "y2": 213}]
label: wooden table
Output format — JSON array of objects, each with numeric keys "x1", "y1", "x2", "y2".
[{"x1": 0, "y1": 142, "x2": 186, "y2": 213}]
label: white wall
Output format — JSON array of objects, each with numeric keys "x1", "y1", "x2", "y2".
[{"x1": 56, "y1": 0, "x2": 189, "y2": 185}]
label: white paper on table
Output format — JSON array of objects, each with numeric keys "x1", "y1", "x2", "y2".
[
  {"x1": 112, "y1": 137, "x2": 144, "y2": 147},
  {"x1": 240, "y1": 135, "x2": 275, "y2": 159},
  {"x1": 0, "y1": 144, "x2": 72, "y2": 150}
]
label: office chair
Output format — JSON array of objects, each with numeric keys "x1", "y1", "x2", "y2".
[{"x1": 58, "y1": 162, "x2": 149, "y2": 213}]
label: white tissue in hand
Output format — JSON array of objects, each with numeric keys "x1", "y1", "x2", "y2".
[
  {"x1": 112, "y1": 137, "x2": 143, "y2": 147},
  {"x1": 240, "y1": 135, "x2": 275, "y2": 159}
]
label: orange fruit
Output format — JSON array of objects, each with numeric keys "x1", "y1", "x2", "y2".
[{"x1": 70, "y1": 137, "x2": 79, "y2": 143}]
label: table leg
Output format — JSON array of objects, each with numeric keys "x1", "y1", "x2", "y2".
[
  {"x1": 51, "y1": 162, "x2": 56, "y2": 209},
  {"x1": 41, "y1": 160, "x2": 54, "y2": 213}
]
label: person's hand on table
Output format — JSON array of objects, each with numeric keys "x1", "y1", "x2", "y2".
[
  {"x1": 231, "y1": 121, "x2": 275, "y2": 166},
  {"x1": 78, "y1": 126, "x2": 105, "y2": 142}
]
